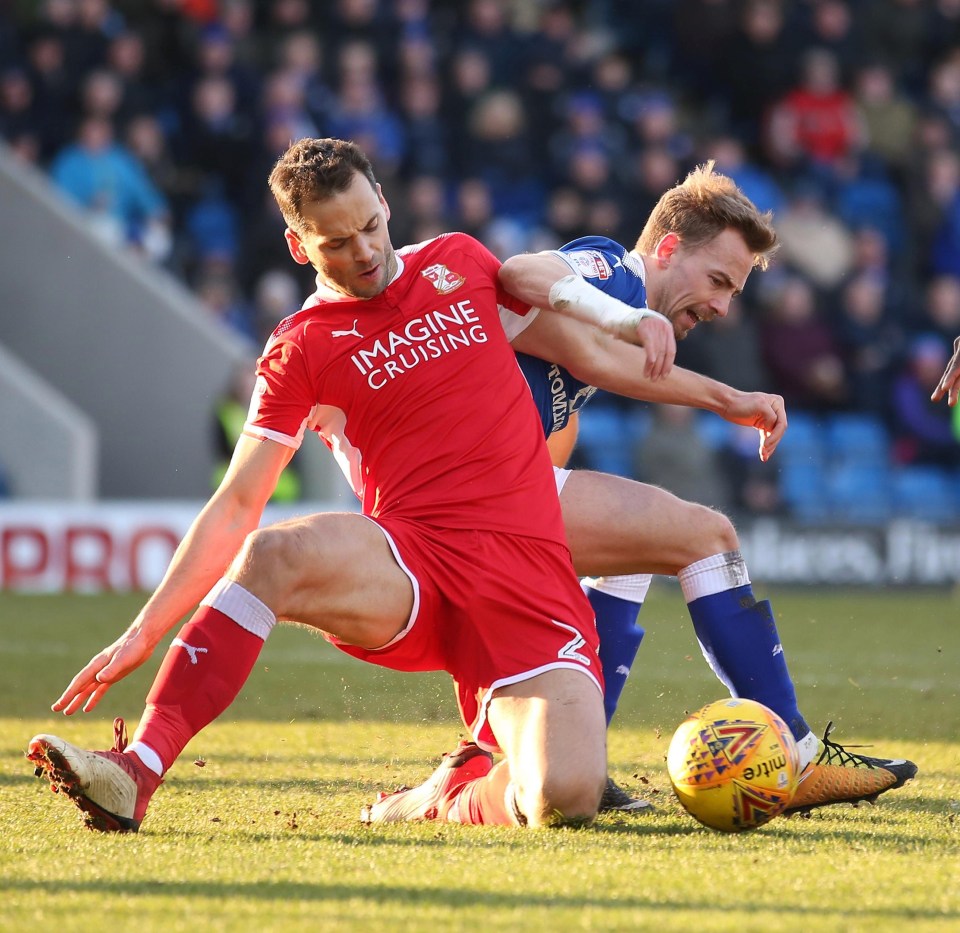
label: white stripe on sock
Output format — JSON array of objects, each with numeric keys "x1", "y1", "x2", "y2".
[
  {"x1": 677, "y1": 551, "x2": 750, "y2": 602},
  {"x1": 582, "y1": 574, "x2": 652, "y2": 604},
  {"x1": 201, "y1": 579, "x2": 277, "y2": 640},
  {"x1": 126, "y1": 740, "x2": 164, "y2": 776}
]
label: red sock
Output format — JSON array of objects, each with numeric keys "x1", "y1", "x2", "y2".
[
  {"x1": 448, "y1": 761, "x2": 521, "y2": 826},
  {"x1": 132, "y1": 607, "x2": 265, "y2": 771}
]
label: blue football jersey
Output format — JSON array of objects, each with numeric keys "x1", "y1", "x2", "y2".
[{"x1": 517, "y1": 236, "x2": 648, "y2": 438}]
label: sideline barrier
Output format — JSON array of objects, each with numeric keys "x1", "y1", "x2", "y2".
[{"x1": 1, "y1": 503, "x2": 959, "y2": 592}]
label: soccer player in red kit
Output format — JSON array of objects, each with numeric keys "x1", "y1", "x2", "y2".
[{"x1": 26, "y1": 138, "x2": 674, "y2": 832}]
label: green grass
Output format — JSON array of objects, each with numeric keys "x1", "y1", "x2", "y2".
[{"x1": 1, "y1": 586, "x2": 959, "y2": 932}]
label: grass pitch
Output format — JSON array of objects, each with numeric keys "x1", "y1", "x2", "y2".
[{"x1": 1, "y1": 585, "x2": 958, "y2": 932}]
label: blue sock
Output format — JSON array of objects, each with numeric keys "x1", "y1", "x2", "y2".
[
  {"x1": 587, "y1": 587, "x2": 645, "y2": 726},
  {"x1": 686, "y1": 585, "x2": 810, "y2": 741}
]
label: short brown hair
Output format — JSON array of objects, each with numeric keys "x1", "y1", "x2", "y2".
[
  {"x1": 268, "y1": 137, "x2": 378, "y2": 233},
  {"x1": 636, "y1": 161, "x2": 779, "y2": 270}
]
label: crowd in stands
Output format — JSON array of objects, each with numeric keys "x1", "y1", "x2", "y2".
[{"x1": 2, "y1": 0, "x2": 960, "y2": 518}]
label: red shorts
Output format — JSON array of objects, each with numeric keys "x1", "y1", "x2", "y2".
[{"x1": 329, "y1": 517, "x2": 602, "y2": 752}]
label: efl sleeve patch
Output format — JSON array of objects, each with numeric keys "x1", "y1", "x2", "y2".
[{"x1": 555, "y1": 249, "x2": 613, "y2": 280}]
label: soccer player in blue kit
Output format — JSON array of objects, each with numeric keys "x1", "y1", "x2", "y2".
[{"x1": 498, "y1": 163, "x2": 917, "y2": 816}]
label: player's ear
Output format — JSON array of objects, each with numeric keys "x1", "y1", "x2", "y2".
[
  {"x1": 377, "y1": 183, "x2": 391, "y2": 221},
  {"x1": 285, "y1": 227, "x2": 310, "y2": 265},
  {"x1": 655, "y1": 232, "x2": 680, "y2": 266}
]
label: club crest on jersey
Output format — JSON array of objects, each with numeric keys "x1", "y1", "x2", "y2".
[
  {"x1": 421, "y1": 263, "x2": 465, "y2": 295},
  {"x1": 567, "y1": 250, "x2": 613, "y2": 280}
]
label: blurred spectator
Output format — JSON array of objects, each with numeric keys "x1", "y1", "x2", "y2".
[
  {"x1": 393, "y1": 173, "x2": 449, "y2": 244},
  {"x1": 758, "y1": 274, "x2": 848, "y2": 412},
  {"x1": 549, "y1": 90, "x2": 627, "y2": 186},
  {"x1": 765, "y1": 47, "x2": 863, "y2": 180},
  {"x1": 670, "y1": 0, "x2": 737, "y2": 103},
  {"x1": 542, "y1": 185, "x2": 588, "y2": 246},
  {"x1": 703, "y1": 133, "x2": 785, "y2": 216},
  {"x1": 677, "y1": 300, "x2": 770, "y2": 394},
  {"x1": 833, "y1": 273, "x2": 904, "y2": 423},
  {"x1": 906, "y1": 146, "x2": 960, "y2": 282},
  {"x1": 251, "y1": 267, "x2": 300, "y2": 343},
  {"x1": 853, "y1": 61, "x2": 917, "y2": 175},
  {"x1": 775, "y1": 182, "x2": 854, "y2": 289},
  {"x1": 452, "y1": 0, "x2": 523, "y2": 87},
  {"x1": 798, "y1": 0, "x2": 861, "y2": 80},
  {"x1": 327, "y1": 41, "x2": 405, "y2": 178},
  {"x1": 179, "y1": 74, "x2": 256, "y2": 208},
  {"x1": 273, "y1": 30, "x2": 335, "y2": 128},
  {"x1": 397, "y1": 72, "x2": 448, "y2": 179},
  {"x1": 630, "y1": 145, "x2": 683, "y2": 222},
  {"x1": 211, "y1": 361, "x2": 301, "y2": 499},
  {"x1": 917, "y1": 274, "x2": 960, "y2": 346},
  {"x1": 50, "y1": 114, "x2": 171, "y2": 261},
  {"x1": 183, "y1": 179, "x2": 241, "y2": 280},
  {"x1": 78, "y1": 67, "x2": 124, "y2": 123},
  {"x1": 23, "y1": 25, "x2": 73, "y2": 156},
  {"x1": 105, "y1": 30, "x2": 164, "y2": 124},
  {"x1": 260, "y1": 66, "x2": 320, "y2": 145},
  {"x1": 891, "y1": 334, "x2": 960, "y2": 467},
  {"x1": 461, "y1": 88, "x2": 542, "y2": 223},
  {"x1": 925, "y1": 52, "x2": 960, "y2": 139},
  {"x1": 193, "y1": 268, "x2": 256, "y2": 344},
  {"x1": 443, "y1": 46, "x2": 494, "y2": 175},
  {"x1": 860, "y1": 0, "x2": 932, "y2": 95},
  {"x1": 0, "y1": 66, "x2": 44, "y2": 163},
  {"x1": 69, "y1": 0, "x2": 126, "y2": 77},
  {"x1": 832, "y1": 153, "x2": 906, "y2": 255},
  {"x1": 717, "y1": 0, "x2": 799, "y2": 147},
  {"x1": 632, "y1": 404, "x2": 732, "y2": 512},
  {"x1": 124, "y1": 111, "x2": 189, "y2": 222}
]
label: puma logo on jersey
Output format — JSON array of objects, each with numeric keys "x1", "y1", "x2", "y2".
[
  {"x1": 421, "y1": 263, "x2": 465, "y2": 295},
  {"x1": 332, "y1": 320, "x2": 363, "y2": 339},
  {"x1": 172, "y1": 638, "x2": 208, "y2": 665}
]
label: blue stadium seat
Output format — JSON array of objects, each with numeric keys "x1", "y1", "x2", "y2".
[
  {"x1": 825, "y1": 461, "x2": 893, "y2": 525},
  {"x1": 776, "y1": 411, "x2": 826, "y2": 467},
  {"x1": 778, "y1": 461, "x2": 831, "y2": 524},
  {"x1": 891, "y1": 467, "x2": 958, "y2": 523},
  {"x1": 825, "y1": 413, "x2": 892, "y2": 466},
  {"x1": 574, "y1": 405, "x2": 633, "y2": 477}
]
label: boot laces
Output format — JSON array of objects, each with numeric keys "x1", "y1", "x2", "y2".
[
  {"x1": 112, "y1": 717, "x2": 129, "y2": 754},
  {"x1": 817, "y1": 721, "x2": 876, "y2": 769}
]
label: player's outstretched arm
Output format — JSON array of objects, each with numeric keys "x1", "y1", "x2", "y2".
[
  {"x1": 512, "y1": 311, "x2": 786, "y2": 461},
  {"x1": 52, "y1": 435, "x2": 292, "y2": 714},
  {"x1": 500, "y1": 253, "x2": 676, "y2": 380},
  {"x1": 931, "y1": 336, "x2": 960, "y2": 407}
]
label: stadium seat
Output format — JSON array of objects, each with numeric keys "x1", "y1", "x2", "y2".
[
  {"x1": 825, "y1": 413, "x2": 892, "y2": 466},
  {"x1": 776, "y1": 411, "x2": 826, "y2": 467},
  {"x1": 825, "y1": 461, "x2": 893, "y2": 526},
  {"x1": 891, "y1": 466, "x2": 958, "y2": 523},
  {"x1": 778, "y1": 460, "x2": 831, "y2": 525},
  {"x1": 574, "y1": 405, "x2": 633, "y2": 477}
]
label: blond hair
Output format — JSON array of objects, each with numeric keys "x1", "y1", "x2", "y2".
[{"x1": 636, "y1": 161, "x2": 779, "y2": 269}]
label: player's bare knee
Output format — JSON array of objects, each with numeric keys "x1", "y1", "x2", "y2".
[
  {"x1": 230, "y1": 525, "x2": 303, "y2": 600},
  {"x1": 688, "y1": 503, "x2": 739, "y2": 558},
  {"x1": 519, "y1": 767, "x2": 605, "y2": 828}
]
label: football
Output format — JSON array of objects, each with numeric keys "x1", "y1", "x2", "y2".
[{"x1": 667, "y1": 697, "x2": 801, "y2": 833}]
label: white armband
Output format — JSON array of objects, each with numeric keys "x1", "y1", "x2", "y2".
[{"x1": 547, "y1": 274, "x2": 669, "y2": 344}]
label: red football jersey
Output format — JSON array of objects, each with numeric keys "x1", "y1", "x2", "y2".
[{"x1": 245, "y1": 233, "x2": 566, "y2": 542}]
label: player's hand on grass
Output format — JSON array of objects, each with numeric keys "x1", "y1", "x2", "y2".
[
  {"x1": 633, "y1": 315, "x2": 676, "y2": 381},
  {"x1": 53, "y1": 629, "x2": 155, "y2": 714},
  {"x1": 931, "y1": 336, "x2": 960, "y2": 406},
  {"x1": 721, "y1": 392, "x2": 787, "y2": 462}
]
